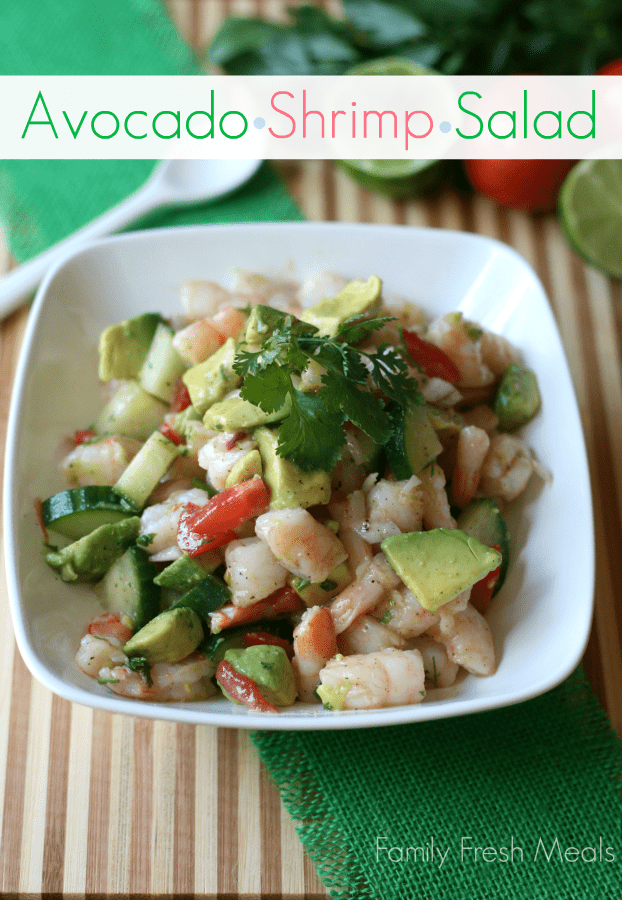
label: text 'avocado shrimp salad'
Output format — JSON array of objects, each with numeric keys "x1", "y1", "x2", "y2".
[{"x1": 39, "y1": 269, "x2": 549, "y2": 713}]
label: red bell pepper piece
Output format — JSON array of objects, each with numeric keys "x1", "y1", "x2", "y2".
[
  {"x1": 403, "y1": 330, "x2": 461, "y2": 384},
  {"x1": 170, "y1": 380, "x2": 192, "y2": 412},
  {"x1": 216, "y1": 660, "x2": 278, "y2": 713},
  {"x1": 159, "y1": 423, "x2": 185, "y2": 446},
  {"x1": 74, "y1": 429, "x2": 96, "y2": 445},
  {"x1": 177, "y1": 477, "x2": 270, "y2": 557},
  {"x1": 245, "y1": 631, "x2": 294, "y2": 657},
  {"x1": 470, "y1": 545, "x2": 502, "y2": 614}
]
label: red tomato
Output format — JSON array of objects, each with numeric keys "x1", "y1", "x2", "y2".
[
  {"x1": 596, "y1": 60, "x2": 622, "y2": 75},
  {"x1": 403, "y1": 330, "x2": 461, "y2": 383},
  {"x1": 470, "y1": 545, "x2": 502, "y2": 615},
  {"x1": 177, "y1": 476, "x2": 270, "y2": 556},
  {"x1": 170, "y1": 380, "x2": 191, "y2": 412},
  {"x1": 245, "y1": 631, "x2": 294, "y2": 657},
  {"x1": 159, "y1": 423, "x2": 185, "y2": 446},
  {"x1": 216, "y1": 660, "x2": 278, "y2": 713},
  {"x1": 74, "y1": 429, "x2": 96, "y2": 444},
  {"x1": 464, "y1": 159, "x2": 576, "y2": 212}
]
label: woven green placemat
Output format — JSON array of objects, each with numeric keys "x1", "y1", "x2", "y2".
[
  {"x1": 0, "y1": 0, "x2": 302, "y2": 262},
  {"x1": 253, "y1": 668, "x2": 622, "y2": 899}
]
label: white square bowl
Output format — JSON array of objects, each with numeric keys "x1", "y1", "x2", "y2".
[{"x1": 4, "y1": 222, "x2": 594, "y2": 729}]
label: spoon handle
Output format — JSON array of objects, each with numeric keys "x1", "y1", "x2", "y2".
[{"x1": 0, "y1": 182, "x2": 162, "y2": 321}]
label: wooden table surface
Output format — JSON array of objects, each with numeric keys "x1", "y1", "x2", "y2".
[{"x1": 1, "y1": 1, "x2": 622, "y2": 897}]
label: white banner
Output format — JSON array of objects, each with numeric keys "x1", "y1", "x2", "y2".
[{"x1": 5, "y1": 76, "x2": 622, "y2": 159}]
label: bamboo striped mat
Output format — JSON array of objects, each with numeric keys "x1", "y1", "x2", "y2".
[{"x1": 1, "y1": 0, "x2": 621, "y2": 895}]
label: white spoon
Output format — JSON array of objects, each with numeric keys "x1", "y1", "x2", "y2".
[{"x1": 0, "y1": 157, "x2": 262, "y2": 321}]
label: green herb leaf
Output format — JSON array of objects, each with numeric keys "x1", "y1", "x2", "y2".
[
  {"x1": 126, "y1": 656, "x2": 153, "y2": 686},
  {"x1": 136, "y1": 533, "x2": 155, "y2": 547}
]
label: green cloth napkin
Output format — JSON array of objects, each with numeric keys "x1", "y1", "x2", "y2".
[
  {"x1": 253, "y1": 668, "x2": 622, "y2": 899},
  {"x1": 0, "y1": 0, "x2": 302, "y2": 262}
]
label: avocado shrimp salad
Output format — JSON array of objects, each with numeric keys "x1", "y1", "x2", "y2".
[{"x1": 40, "y1": 270, "x2": 549, "y2": 712}]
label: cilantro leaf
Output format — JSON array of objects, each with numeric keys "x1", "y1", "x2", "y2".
[
  {"x1": 277, "y1": 387, "x2": 346, "y2": 471},
  {"x1": 335, "y1": 314, "x2": 396, "y2": 345},
  {"x1": 241, "y1": 367, "x2": 292, "y2": 413}
]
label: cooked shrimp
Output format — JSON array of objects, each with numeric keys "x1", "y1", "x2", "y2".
[
  {"x1": 61, "y1": 436, "x2": 142, "y2": 487},
  {"x1": 362, "y1": 474, "x2": 424, "y2": 542},
  {"x1": 292, "y1": 607, "x2": 338, "y2": 702},
  {"x1": 328, "y1": 497, "x2": 374, "y2": 577},
  {"x1": 211, "y1": 306, "x2": 247, "y2": 341},
  {"x1": 462, "y1": 404, "x2": 499, "y2": 433},
  {"x1": 209, "y1": 586, "x2": 303, "y2": 633},
  {"x1": 225, "y1": 537, "x2": 289, "y2": 607},
  {"x1": 172, "y1": 318, "x2": 225, "y2": 365},
  {"x1": 450, "y1": 426, "x2": 491, "y2": 509},
  {"x1": 139, "y1": 487, "x2": 210, "y2": 559},
  {"x1": 75, "y1": 613, "x2": 133, "y2": 677},
  {"x1": 337, "y1": 615, "x2": 406, "y2": 656},
  {"x1": 411, "y1": 636, "x2": 460, "y2": 689},
  {"x1": 234, "y1": 270, "x2": 300, "y2": 310},
  {"x1": 420, "y1": 377, "x2": 462, "y2": 408},
  {"x1": 198, "y1": 432, "x2": 258, "y2": 491},
  {"x1": 426, "y1": 313, "x2": 495, "y2": 388},
  {"x1": 428, "y1": 604, "x2": 496, "y2": 676},
  {"x1": 180, "y1": 280, "x2": 232, "y2": 319},
  {"x1": 419, "y1": 464, "x2": 456, "y2": 530},
  {"x1": 318, "y1": 648, "x2": 425, "y2": 709},
  {"x1": 480, "y1": 330, "x2": 521, "y2": 376},
  {"x1": 373, "y1": 586, "x2": 439, "y2": 639},
  {"x1": 330, "y1": 553, "x2": 401, "y2": 634},
  {"x1": 101, "y1": 653, "x2": 216, "y2": 702},
  {"x1": 255, "y1": 509, "x2": 347, "y2": 584},
  {"x1": 479, "y1": 433, "x2": 539, "y2": 502},
  {"x1": 297, "y1": 271, "x2": 349, "y2": 307}
]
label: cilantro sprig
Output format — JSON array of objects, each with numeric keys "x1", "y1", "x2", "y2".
[{"x1": 233, "y1": 308, "x2": 422, "y2": 472}]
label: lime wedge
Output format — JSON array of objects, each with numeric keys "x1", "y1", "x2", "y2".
[
  {"x1": 337, "y1": 57, "x2": 443, "y2": 199},
  {"x1": 559, "y1": 159, "x2": 622, "y2": 279}
]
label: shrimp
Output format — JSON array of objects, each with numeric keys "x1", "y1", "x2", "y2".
[
  {"x1": 419, "y1": 464, "x2": 456, "y2": 530},
  {"x1": 318, "y1": 648, "x2": 426, "y2": 709},
  {"x1": 180, "y1": 280, "x2": 232, "y2": 319},
  {"x1": 450, "y1": 425, "x2": 491, "y2": 509},
  {"x1": 225, "y1": 537, "x2": 289, "y2": 607},
  {"x1": 420, "y1": 377, "x2": 463, "y2": 408},
  {"x1": 209, "y1": 585, "x2": 303, "y2": 633},
  {"x1": 479, "y1": 433, "x2": 541, "y2": 502},
  {"x1": 211, "y1": 306, "x2": 247, "y2": 342},
  {"x1": 198, "y1": 432, "x2": 258, "y2": 492},
  {"x1": 172, "y1": 318, "x2": 226, "y2": 365},
  {"x1": 297, "y1": 271, "x2": 350, "y2": 307},
  {"x1": 480, "y1": 331, "x2": 521, "y2": 376},
  {"x1": 100, "y1": 653, "x2": 216, "y2": 702},
  {"x1": 362, "y1": 474, "x2": 424, "y2": 542},
  {"x1": 426, "y1": 313, "x2": 495, "y2": 388},
  {"x1": 255, "y1": 508, "x2": 347, "y2": 584},
  {"x1": 61, "y1": 436, "x2": 142, "y2": 487},
  {"x1": 428, "y1": 604, "x2": 496, "y2": 676},
  {"x1": 411, "y1": 636, "x2": 460, "y2": 689},
  {"x1": 139, "y1": 487, "x2": 210, "y2": 559},
  {"x1": 373, "y1": 586, "x2": 439, "y2": 639},
  {"x1": 292, "y1": 607, "x2": 338, "y2": 702},
  {"x1": 337, "y1": 615, "x2": 406, "y2": 656},
  {"x1": 330, "y1": 553, "x2": 401, "y2": 634},
  {"x1": 328, "y1": 496, "x2": 374, "y2": 576},
  {"x1": 462, "y1": 404, "x2": 499, "y2": 433},
  {"x1": 75, "y1": 613, "x2": 133, "y2": 677}
]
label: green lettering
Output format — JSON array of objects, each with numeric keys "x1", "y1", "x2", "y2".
[
  {"x1": 567, "y1": 91, "x2": 596, "y2": 139},
  {"x1": 124, "y1": 110, "x2": 148, "y2": 139},
  {"x1": 62, "y1": 110, "x2": 88, "y2": 139},
  {"x1": 488, "y1": 110, "x2": 516, "y2": 139},
  {"x1": 219, "y1": 110, "x2": 248, "y2": 140},
  {"x1": 186, "y1": 110, "x2": 214, "y2": 139},
  {"x1": 91, "y1": 111, "x2": 120, "y2": 139},
  {"x1": 456, "y1": 91, "x2": 483, "y2": 139},
  {"x1": 153, "y1": 110, "x2": 181, "y2": 139},
  {"x1": 21, "y1": 91, "x2": 58, "y2": 139},
  {"x1": 533, "y1": 110, "x2": 562, "y2": 139}
]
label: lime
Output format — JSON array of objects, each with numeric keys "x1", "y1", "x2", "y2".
[
  {"x1": 337, "y1": 57, "x2": 444, "y2": 199},
  {"x1": 559, "y1": 159, "x2": 622, "y2": 279}
]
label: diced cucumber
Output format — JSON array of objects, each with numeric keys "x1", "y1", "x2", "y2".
[
  {"x1": 386, "y1": 403, "x2": 442, "y2": 479},
  {"x1": 94, "y1": 545, "x2": 160, "y2": 630},
  {"x1": 113, "y1": 431, "x2": 180, "y2": 511},
  {"x1": 494, "y1": 364, "x2": 541, "y2": 432},
  {"x1": 95, "y1": 381, "x2": 168, "y2": 440},
  {"x1": 154, "y1": 553, "x2": 220, "y2": 591},
  {"x1": 42, "y1": 486, "x2": 134, "y2": 540},
  {"x1": 457, "y1": 498, "x2": 511, "y2": 595},
  {"x1": 139, "y1": 323, "x2": 187, "y2": 404},
  {"x1": 170, "y1": 575, "x2": 231, "y2": 620}
]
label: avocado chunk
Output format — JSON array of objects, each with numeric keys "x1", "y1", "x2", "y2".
[
  {"x1": 182, "y1": 338, "x2": 241, "y2": 416},
  {"x1": 494, "y1": 363, "x2": 541, "y2": 432},
  {"x1": 290, "y1": 560, "x2": 351, "y2": 606},
  {"x1": 98, "y1": 313, "x2": 164, "y2": 382},
  {"x1": 255, "y1": 426, "x2": 330, "y2": 509},
  {"x1": 381, "y1": 528, "x2": 502, "y2": 612},
  {"x1": 242, "y1": 304, "x2": 289, "y2": 346},
  {"x1": 225, "y1": 449, "x2": 263, "y2": 488},
  {"x1": 316, "y1": 682, "x2": 349, "y2": 711},
  {"x1": 203, "y1": 395, "x2": 291, "y2": 432},
  {"x1": 45, "y1": 516, "x2": 140, "y2": 583},
  {"x1": 299, "y1": 275, "x2": 382, "y2": 337},
  {"x1": 224, "y1": 645, "x2": 297, "y2": 706},
  {"x1": 123, "y1": 607, "x2": 204, "y2": 664}
]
